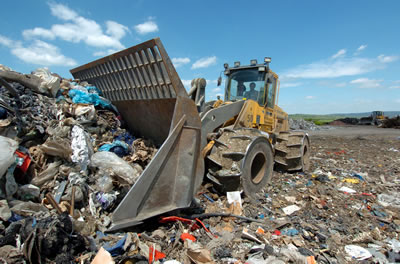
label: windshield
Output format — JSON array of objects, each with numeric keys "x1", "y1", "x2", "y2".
[{"x1": 226, "y1": 69, "x2": 266, "y2": 104}]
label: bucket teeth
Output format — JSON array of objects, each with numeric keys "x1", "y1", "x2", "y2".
[{"x1": 206, "y1": 156, "x2": 222, "y2": 167}]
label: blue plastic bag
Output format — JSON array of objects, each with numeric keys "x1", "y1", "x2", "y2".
[
  {"x1": 68, "y1": 89, "x2": 112, "y2": 109},
  {"x1": 98, "y1": 140, "x2": 130, "y2": 157}
]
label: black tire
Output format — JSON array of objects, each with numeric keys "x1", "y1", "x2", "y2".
[
  {"x1": 206, "y1": 128, "x2": 274, "y2": 196},
  {"x1": 274, "y1": 131, "x2": 310, "y2": 172},
  {"x1": 241, "y1": 136, "x2": 274, "y2": 198}
]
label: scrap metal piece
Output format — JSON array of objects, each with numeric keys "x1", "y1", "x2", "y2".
[
  {"x1": 0, "y1": 77, "x2": 20, "y2": 100},
  {"x1": 70, "y1": 186, "x2": 75, "y2": 217},
  {"x1": 45, "y1": 193, "x2": 62, "y2": 214},
  {"x1": 54, "y1": 180, "x2": 67, "y2": 204}
]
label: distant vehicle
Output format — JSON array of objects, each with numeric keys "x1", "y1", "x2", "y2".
[{"x1": 359, "y1": 111, "x2": 387, "y2": 125}]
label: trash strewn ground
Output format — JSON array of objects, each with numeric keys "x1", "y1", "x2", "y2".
[
  {"x1": 289, "y1": 118, "x2": 330, "y2": 131},
  {"x1": 382, "y1": 116, "x2": 400, "y2": 129},
  {"x1": 0, "y1": 65, "x2": 399, "y2": 263}
]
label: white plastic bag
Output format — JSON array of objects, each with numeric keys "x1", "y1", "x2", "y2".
[
  {"x1": 378, "y1": 192, "x2": 400, "y2": 208},
  {"x1": 345, "y1": 245, "x2": 372, "y2": 260},
  {"x1": 32, "y1": 68, "x2": 61, "y2": 97},
  {"x1": 0, "y1": 136, "x2": 18, "y2": 177},
  {"x1": 282, "y1": 204, "x2": 301, "y2": 215},
  {"x1": 91, "y1": 152, "x2": 143, "y2": 186}
]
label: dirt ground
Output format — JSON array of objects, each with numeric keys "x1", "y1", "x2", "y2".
[{"x1": 308, "y1": 125, "x2": 400, "y2": 139}]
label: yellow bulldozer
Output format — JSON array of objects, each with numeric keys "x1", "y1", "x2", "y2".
[{"x1": 70, "y1": 38, "x2": 310, "y2": 231}]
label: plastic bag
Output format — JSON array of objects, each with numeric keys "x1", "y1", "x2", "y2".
[
  {"x1": 378, "y1": 192, "x2": 400, "y2": 208},
  {"x1": 345, "y1": 245, "x2": 372, "y2": 260},
  {"x1": 32, "y1": 68, "x2": 61, "y2": 97},
  {"x1": 17, "y1": 184, "x2": 41, "y2": 201},
  {"x1": 40, "y1": 137, "x2": 72, "y2": 160},
  {"x1": 96, "y1": 172, "x2": 114, "y2": 193},
  {"x1": 10, "y1": 201, "x2": 48, "y2": 217},
  {"x1": 0, "y1": 136, "x2": 18, "y2": 177},
  {"x1": 73, "y1": 104, "x2": 96, "y2": 121},
  {"x1": 31, "y1": 161, "x2": 62, "y2": 187},
  {"x1": 68, "y1": 89, "x2": 112, "y2": 110},
  {"x1": 0, "y1": 200, "x2": 12, "y2": 221},
  {"x1": 91, "y1": 152, "x2": 142, "y2": 186},
  {"x1": 0, "y1": 64, "x2": 12, "y2": 71},
  {"x1": 98, "y1": 140, "x2": 130, "y2": 157},
  {"x1": 96, "y1": 192, "x2": 118, "y2": 210}
]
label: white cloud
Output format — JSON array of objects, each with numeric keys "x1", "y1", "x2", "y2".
[
  {"x1": 212, "y1": 87, "x2": 222, "y2": 93},
  {"x1": 206, "y1": 79, "x2": 218, "y2": 85},
  {"x1": 93, "y1": 49, "x2": 119, "y2": 57},
  {"x1": 377, "y1": 54, "x2": 398, "y2": 63},
  {"x1": 134, "y1": 19, "x2": 159, "y2": 35},
  {"x1": 305, "y1": 96, "x2": 315, "y2": 99},
  {"x1": 332, "y1": 49, "x2": 346, "y2": 59},
  {"x1": 315, "y1": 80, "x2": 347, "y2": 88},
  {"x1": 181, "y1": 79, "x2": 192, "y2": 88},
  {"x1": 22, "y1": 3, "x2": 126, "y2": 51},
  {"x1": 395, "y1": 99, "x2": 400, "y2": 103},
  {"x1": 23, "y1": 28, "x2": 55, "y2": 40},
  {"x1": 192, "y1": 56, "x2": 217, "y2": 69},
  {"x1": 0, "y1": 35, "x2": 12, "y2": 47},
  {"x1": 11, "y1": 39, "x2": 77, "y2": 66},
  {"x1": 106, "y1": 21, "x2": 129, "y2": 39},
  {"x1": 172, "y1": 57, "x2": 190, "y2": 68},
  {"x1": 49, "y1": 3, "x2": 78, "y2": 20},
  {"x1": 389, "y1": 86, "x2": 400, "y2": 89},
  {"x1": 0, "y1": 35, "x2": 76, "y2": 66},
  {"x1": 280, "y1": 82, "x2": 302, "y2": 88},
  {"x1": 350, "y1": 78, "x2": 382, "y2": 88},
  {"x1": 357, "y1": 45, "x2": 367, "y2": 52},
  {"x1": 282, "y1": 54, "x2": 398, "y2": 79}
]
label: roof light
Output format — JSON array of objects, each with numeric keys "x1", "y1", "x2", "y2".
[
  {"x1": 264, "y1": 57, "x2": 271, "y2": 64},
  {"x1": 250, "y1": 59, "x2": 257, "y2": 65},
  {"x1": 224, "y1": 63, "x2": 229, "y2": 69},
  {"x1": 234, "y1": 61, "x2": 240, "y2": 67}
]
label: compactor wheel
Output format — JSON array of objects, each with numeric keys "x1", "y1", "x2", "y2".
[
  {"x1": 206, "y1": 128, "x2": 274, "y2": 197},
  {"x1": 274, "y1": 131, "x2": 310, "y2": 172}
]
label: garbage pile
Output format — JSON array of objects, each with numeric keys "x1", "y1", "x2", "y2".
[
  {"x1": 381, "y1": 116, "x2": 400, "y2": 129},
  {"x1": 332, "y1": 118, "x2": 359, "y2": 125},
  {"x1": 289, "y1": 118, "x2": 323, "y2": 131},
  {"x1": 0, "y1": 65, "x2": 399, "y2": 264},
  {"x1": 0, "y1": 66, "x2": 158, "y2": 263}
]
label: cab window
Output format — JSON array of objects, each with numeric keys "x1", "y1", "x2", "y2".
[
  {"x1": 227, "y1": 69, "x2": 266, "y2": 105},
  {"x1": 266, "y1": 77, "x2": 276, "y2": 108}
]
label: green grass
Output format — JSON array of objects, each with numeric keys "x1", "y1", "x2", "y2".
[{"x1": 290, "y1": 114, "x2": 339, "y2": 126}]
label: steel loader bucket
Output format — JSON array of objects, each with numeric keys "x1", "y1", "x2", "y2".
[{"x1": 70, "y1": 38, "x2": 204, "y2": 231}]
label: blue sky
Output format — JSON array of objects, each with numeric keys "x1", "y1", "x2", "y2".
[{"x1": 1, "y1": 1, "x2": 399, "y2": 114}]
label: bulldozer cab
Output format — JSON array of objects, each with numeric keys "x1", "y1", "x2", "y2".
[
  {"x1": 222, "y1": 59, "x2": 286, "y2": 133},
  {"x1": 224, "y1": 62, "x2": 278, "y2": 109},
  {"x1": 372, "y1": 111, "x2": 384, "y2": 118}
]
